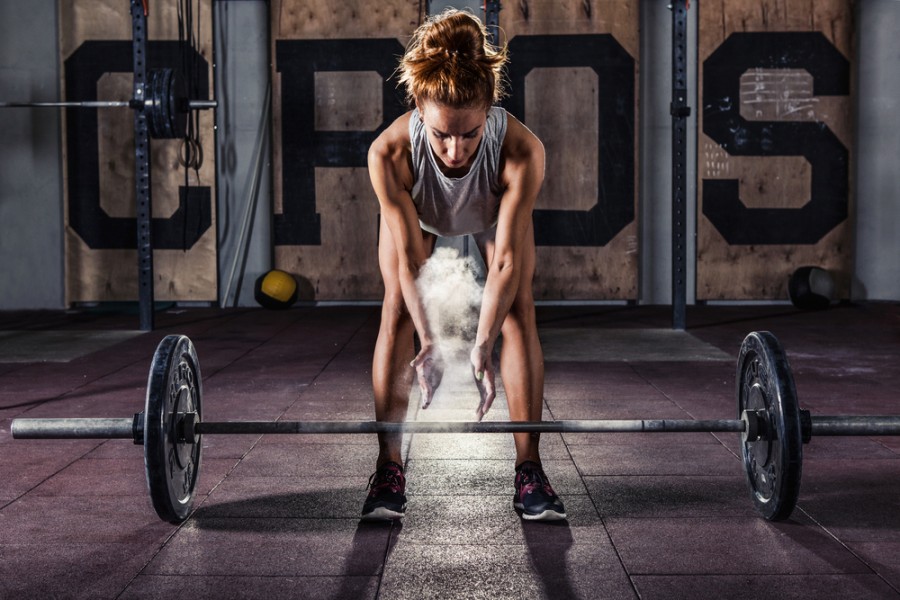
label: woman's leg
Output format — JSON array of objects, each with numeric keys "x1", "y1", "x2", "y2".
[
  {"x1": 372, "y1": 218, "x2": 436, "y2": 467},
  {"x1": 475, "y1": 224, "x2": 544, "y2": 466}
]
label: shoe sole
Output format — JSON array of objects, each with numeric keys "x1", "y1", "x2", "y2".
[
  {"x1": 514, "y1": 502, "x2": 567, "y2": 521},
  {"x1": 521, "y1": 509, "x2": 567, "y2": 521},
  {"x1": 361, "y1": 506, "x2": 406, "y2": 521}
]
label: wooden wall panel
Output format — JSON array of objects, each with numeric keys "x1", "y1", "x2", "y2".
[
  {"x1": 271, "y1": 0, "x2": 419, "y2": 300},
  {"x1": 60, "y1": 0, "x2": 217, "y2": 303},
  {"x1": 501, "y1": 0, "x2": 639, "y2": 300},
  {"x1": 272, "y1": 0, "x2": 638, "y2": 301},
  {"x1": 698, "y1": 0, "x2": 854, "y2": 300}
]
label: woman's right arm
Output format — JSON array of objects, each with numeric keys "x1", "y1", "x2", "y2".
[{"x1": 368, "y1": 114, "x2": 443, "y2": 405}]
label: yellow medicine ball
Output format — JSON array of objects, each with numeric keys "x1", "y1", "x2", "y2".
[{"x1": 254, "y1": 269, "x2": 299, "y2": 309}]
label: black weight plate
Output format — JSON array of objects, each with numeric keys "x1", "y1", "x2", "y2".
[
  {"x1": 146, "y1": 69, "x2": 167, "y2": 139},
  {"x1": 145, "y1": 334, "x2": 202, "y2": 523},
  {"x1": 146, "y1": 68, "x2": 187, "y2": 140},
  {"x1": 737, "y1": 331, "x2": 802, "y2": 521},
  {"x1": 169, "y1": 67, "x2": 188, "y2": 140}
]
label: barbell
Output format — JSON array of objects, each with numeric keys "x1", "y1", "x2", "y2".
[
  {"x1": 0, "y1": 68, "x2": 214, "y2": 139},
  {"x1": 10, "y1": 331, "x2": 900, "y2": 524}
]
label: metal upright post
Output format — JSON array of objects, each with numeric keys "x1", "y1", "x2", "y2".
[
  {"x1": 132, "y1": 0, "x2": 155, "y2": 331},
  {"x1": 670, "y1": 0, "x2": 690, "y2": 330},
  {"x1": 484, "y1": 1, "x2": 502, "y2": 47}
]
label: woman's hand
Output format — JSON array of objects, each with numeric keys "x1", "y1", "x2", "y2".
[
  {"x1": 470, "y1": 344, "x2": 496, "y2": 421},
  {"x1": 411, "y1": 344, "x2": 444, "y2": 409}
]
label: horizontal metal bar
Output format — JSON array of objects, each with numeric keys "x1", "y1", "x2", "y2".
[
  {"x1": 0, "y1": 100, "x2": 216, "y2": 109},
  {"x1": 14, "y1": 415, "x2": 900, "y2": 441},
  {"x1": 186, "y1": 100, "x2": 217, "y2": 109},
  {"x1": 11, "y1": 418, "x2": 134, "y2": 439},
  {"x1": 0, "y1": 101, "x2": 131, "y2": 108},
  {"x1": 197, "y1": 419, "x2": 748, "y2": 435},
  {"x1": 810, "y1": 416, "x2": 900, "y2": 436}
]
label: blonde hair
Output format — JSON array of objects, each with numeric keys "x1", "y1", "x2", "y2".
[{"x1": 398, "y1": 9, "x2": 508, "y2": 110}]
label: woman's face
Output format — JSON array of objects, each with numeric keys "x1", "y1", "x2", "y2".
[{"x1": 417, "y1": 99, "x2": 488, "y2": 173}]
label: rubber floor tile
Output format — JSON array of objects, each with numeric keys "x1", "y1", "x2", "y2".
[
  {"x1": 28, "y1": 456, "x2": 236, "y2": 499},
  {"x1": 396, "y1": 494, "x2": 601, "y2": 546},
  {"x1": 404, "y1": 459, "x2": 586, "y2": 496},
  {"x1": 0, "y1": 543, "x2": 160, "y2": 599},
  {"x1": 406, "y1": 431, "x2": 570, "y2": 460},
  {"x1": 229, "y1": 440, "x2": 377, "y2": 477},
  {"x1": 568, "y1": 443, "x2": 741, "y2": 476},
  {"x1": 215, "y1": 358, "x2": 335, "y2": 382},
  {"x1": 195, "y1": 475, "x2": 370, "y2": 519},
  {"x1": 280, "y1": 401, "x2": 378, "y2": 422},
  {"x1": 796, "y1": 458, "x2": 900, "y2": 542},
  {"x1": 13, "y1": 391, "x2": 147, "y2": 419},
  {"x1": 631, "y1": 574, "x2": 899, "y2": 600},
  {"x1": 584, "y1": 475, "x2": 759, "y2": 518},
  {"x1": 0, "y1": 445, "x2": 91, "y2": 500},
  {"x1": 144, "y1": 518, "x2": 394, "y2": 577},
  {"x1": 605, "y1": 516, "x2": 870, "y2": 575},
  {"x1": 119, "y1": 574, "x2": 380, "y2": 600},
  {"x1": 380, "y1": 540, "x2": 636, "y2": 600},
  {"x1": 848, "y1": 541, "x2": 900, "y2": 592},
  {"x1": 803, "y1": 436, "x2": 899, "y2": 460},
  {"x1": 539, "y1": 328, "x2": 732, "y2": 362},
  {"x1": 0, "y1": 495, "x2": 175, "y2": 545}
]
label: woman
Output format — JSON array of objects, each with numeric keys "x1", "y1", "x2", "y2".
[{"x1": 364, "y1": 9, "x2": 565, "y2": 522}]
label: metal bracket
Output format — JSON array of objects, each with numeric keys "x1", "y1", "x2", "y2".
[{"x1": 132, "y1": 412, "x2": 145, "y2": 445}]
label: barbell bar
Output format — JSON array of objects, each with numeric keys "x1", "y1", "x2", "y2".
[
  {"x1": 0, "y1": 68, "x2": 214, "y2": 139},
  {"x1": 14, "y1": 414, "x2": 900, "y2": 439},
  {"x1": 10, "y1": 332, "x2": 900, "y2": 524},
  {"x1": 0, "y1": 100, "x2": 217, "y2": 110}
]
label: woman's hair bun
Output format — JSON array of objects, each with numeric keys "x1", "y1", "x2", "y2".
[{"x1": 398, "y1": 9, "x2": 507, "y2": 109}]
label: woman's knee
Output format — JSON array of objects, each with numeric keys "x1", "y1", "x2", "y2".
[
  {"x1": 502, "y1": 293, "x2": 537, "y2": 338},
  {"x1": 381, "y1": 289, "x2": 414, "y2": 332}
]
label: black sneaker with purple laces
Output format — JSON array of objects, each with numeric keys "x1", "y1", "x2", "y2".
[
  {"x1": 514, "y1": 461, "x2": 567, "y2": 521},
  {"x1": 361, "y1": 461, "x2": 407, "y2": 520}
]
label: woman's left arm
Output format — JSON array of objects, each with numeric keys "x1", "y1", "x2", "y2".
[{"x1": 470, "y1": 114, "x2": 545, "y2": 419}]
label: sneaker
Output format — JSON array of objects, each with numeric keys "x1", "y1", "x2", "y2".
[
  {"x1": 513, "y1": 461, "x2": 567, "y2": 521},
  {"x1": 361, "y1": 461, "x2": 407, "y2": 520}
]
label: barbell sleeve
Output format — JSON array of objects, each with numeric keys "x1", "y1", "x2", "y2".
[
  {"x1": 0, "y1": 100, "x2": 217, "y2": 109},
  {"x1": 11, "y1": 418, "x2": 135, "y2": 439}
]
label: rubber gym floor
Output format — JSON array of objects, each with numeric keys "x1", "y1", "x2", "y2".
[{"x1": 1, "y1": 302, "x2": 898, "y2": 599}]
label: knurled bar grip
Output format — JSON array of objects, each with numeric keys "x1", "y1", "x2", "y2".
[
  {"x1": 810, "y1": 416, "x2": 900, "y2": 436},
  {"x1": 11, "y1": 418, "x2": 745, "y2": 438},
  {"x1": 197, "y1": 419, "x2": 748, "y2": 435}
]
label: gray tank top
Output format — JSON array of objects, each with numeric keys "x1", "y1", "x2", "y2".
[{"x1": 409, "y1": 106, "x2": 508, "y2": 236}]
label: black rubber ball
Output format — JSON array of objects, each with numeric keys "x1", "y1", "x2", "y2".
[{"x1": 788, "y1": 266, "x2": 834, "y2": 310}]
